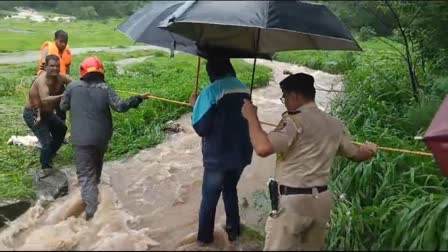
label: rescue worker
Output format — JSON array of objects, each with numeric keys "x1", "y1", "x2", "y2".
[
  {"x1": 37, "y1": 30, "x2": 72, "y2": 123},
  {"x1": 60, "y1": 56, "x2": 149, "y2": 220},
  {"x1": 189, "y1": 57, "x2": 253, "y2": 245},
  {"x1": 23, "y1": 55, "x2": 70, "y2": 170},
  {"x1": 241, "y1": 72, "x2": 378, "y2": 251},
  {"x1": 37, "y1": 30, "x2": 72, "y2": 76}
]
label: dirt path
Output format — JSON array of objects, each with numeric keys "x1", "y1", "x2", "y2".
[
  {"x1": 0, "y1": 57, "x2": 343, "y2": 251},
  {"x1": 0, "y1": 45, "x2": 172, "y2": 65}
]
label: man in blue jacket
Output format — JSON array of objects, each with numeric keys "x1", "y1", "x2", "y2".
[{"x1": 189, "y1": 57, "x2": 253, "y2": 245}]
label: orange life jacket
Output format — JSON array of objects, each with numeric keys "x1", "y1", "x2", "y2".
[{"x1": 37, "y1": 41, "x2": 72, "y2": 76}]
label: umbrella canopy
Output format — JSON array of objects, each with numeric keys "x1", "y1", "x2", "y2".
[
  {"x1": 116, "y1": 1, "x2": 196, "y2": 57},
  {"x1": 116, "y1": 1, "x2": 272, "y2": 59},
  {"x1": 424, "y1": 95, "x2": 448, "y2": 176},
  {"x1": 158, "y1": 0, "x2": 362, "y2": 54}
]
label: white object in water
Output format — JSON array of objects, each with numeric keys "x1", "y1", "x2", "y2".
[{"x1": 7, "y1": 135, "x2": 41, "y2": 148}]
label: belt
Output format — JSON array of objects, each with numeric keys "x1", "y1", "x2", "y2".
[{"x1": 279, "y1": 184, "x2": 328, "y2": 195}]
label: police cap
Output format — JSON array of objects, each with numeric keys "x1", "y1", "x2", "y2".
[{"x1": 279, "y1": 73, "x2": 316, "y2": 100}]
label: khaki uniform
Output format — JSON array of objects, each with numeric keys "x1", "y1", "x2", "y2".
[{"x1": 263, "y1": 103, "x2": 358, "y2": 251}]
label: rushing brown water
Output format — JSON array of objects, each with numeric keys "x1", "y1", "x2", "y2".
[{"x1": 0, "y1": 58, "x2": 342, "y2": 251}]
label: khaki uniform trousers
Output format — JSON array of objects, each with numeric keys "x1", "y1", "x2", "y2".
[{"x1": 263, "y1": 190, "x2": 334, "y2": 251}]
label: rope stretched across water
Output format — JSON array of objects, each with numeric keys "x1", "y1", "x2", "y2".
[{"x1": 115, "y1": 89, "x2": 433, "y2": 157}]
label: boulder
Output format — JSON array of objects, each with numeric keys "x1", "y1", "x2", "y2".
[
  {"x1": 0, "y1": 199, "x2": 32, "y2": 228},
  {"x1": 34, "y1": 169, "x2": 68, "y2": 201}
]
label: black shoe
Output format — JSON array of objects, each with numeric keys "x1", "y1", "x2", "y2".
[
  {"x1": 225, "y1": 225, "x2": 241, "y2": 242},
  {"x1": 227, "y1": 232, "x2": 238, "y2": 242}
]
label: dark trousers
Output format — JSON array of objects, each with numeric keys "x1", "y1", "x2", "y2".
[
  {"x1": 197, "y1": 167, "x2": 244, "y2": 243},
  {"x1": 23, "y1": 108, "x2": 67, "y2": 169},
  {"x1": 74, "y1": 145, "x2": 106, "y2": 219},
  {"x1": 55, "y1": 107, "x2": 66, "y2": 122}
]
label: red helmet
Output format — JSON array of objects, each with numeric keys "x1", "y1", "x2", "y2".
[{"x1": 80, "y1": 56, "x2": 105, "y2": 78}]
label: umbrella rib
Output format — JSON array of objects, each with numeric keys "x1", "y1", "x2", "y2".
[{"x1": 307, "y1": 34, "x2": 320, "y2": 53}]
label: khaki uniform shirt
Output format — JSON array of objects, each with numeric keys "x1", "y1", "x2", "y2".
[{"x1": 267, "y1": 103, "x2": 359, "y2": 188}]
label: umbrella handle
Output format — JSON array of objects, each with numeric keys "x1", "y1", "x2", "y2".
[
  {"x1": 249, "y1": 28, "x2": 261, "y2": 100},
  {"x1": 250, "y1": 57, "x2": 257, "y2": 99},
  {"x1": 195, "y1": 56, "x2": 201, "y2": 96}
]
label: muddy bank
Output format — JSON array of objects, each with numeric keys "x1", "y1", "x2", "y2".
[{"x1": 0, "y1": 58, "x2": 343, "y2": 250}]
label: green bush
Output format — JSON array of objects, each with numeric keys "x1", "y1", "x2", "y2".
[
  {"x1": 402, "y1": 95, "x2": 443, "y2": 135},
  {"x1": 78, "y1": 6, "x2": 98, "y2": 20},
  {"x1": 358, "y1": 26, "x2": 377, "y2": 42},
  {"x1": 326, "y1": 46, "x2": 446, "y2": 250}
]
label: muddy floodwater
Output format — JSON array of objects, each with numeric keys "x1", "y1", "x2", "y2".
[{"x1": 0, "y1": 58, "x2": 342, "y2": 250}]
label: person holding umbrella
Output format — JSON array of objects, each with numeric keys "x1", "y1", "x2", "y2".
[
  {"x1": 60, "y1": 56, "x2": 150, "y2": 220},
  {"x1": 189, "y1": 57, "x2": 253, "y2": 245},
  {"x1": 241, "y1": 72, "x2": 378, "y2": 250}
]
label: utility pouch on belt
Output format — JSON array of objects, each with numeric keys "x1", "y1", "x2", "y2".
[{"x1": 267, "y1": 177, "x2": 280, "y2": 218}]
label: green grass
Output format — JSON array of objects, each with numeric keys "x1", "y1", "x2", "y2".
[
  {"x1": 0, "y1": 51, "x2": 272, "y2": 200},
  {"x1": 0, "y1": 18, "x2": 137, "y2": 52},
  {"x1": 275, "y1": 37, "x2": 402, "y2": 74},
  {"x1": 239, "y1": 225, "x2": 265, "y2": 250}
]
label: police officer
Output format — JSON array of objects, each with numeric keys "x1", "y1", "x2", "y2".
[{"x1": 241, "y1": 72, "x2": 378, "y2": 250}]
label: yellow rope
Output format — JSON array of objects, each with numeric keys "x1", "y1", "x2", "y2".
[
  {"x1": 115, "y1": 89, "x2": 433, "y2": 157},
  {"x1": 116, "y1": 89, "x2": 191, "y2": 107},
  {"x1": 352, "y1": 141, "x2": 432, "y2": 157},
  {"x1": 259, "y1": 122, "x2": 432, "y2": 157}
]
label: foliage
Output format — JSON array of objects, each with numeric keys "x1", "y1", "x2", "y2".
[
  {"x1": 358, "y1": 26, "x2": 377, "y2": 42},
  {"x1": 321, "y1": 1, "x2": 448, "y2": 99},
  {"x1": 322, "y1": 1, "x2": 396, "y2": 36},
  {"x1": 275, "y1": 38, "x2": 398, "y2": 75},
  {"x1": 326, "y1": 38, "x2": 447, "y2": 250},
  {"x1": 78, "y1": 6, "x2": 98, "y2": 20}
]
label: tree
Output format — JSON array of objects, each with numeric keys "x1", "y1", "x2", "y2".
[{"x1": 78, "y1": 6, "x2": 98, "y2": 20}]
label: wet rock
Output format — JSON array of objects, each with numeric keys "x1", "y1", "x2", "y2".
[
  {"x1": 163, "y1": 120, "x2": 184, "y2": 134},
  {"x1": 0, "y1": 199, "x2": 33, "y2": 228},
  {"x1": 34, "y1": 169, "x2": 68, "y2": 201},
  {"x1": 241, "y1": 197, "x2": 249, "y2": 208}
]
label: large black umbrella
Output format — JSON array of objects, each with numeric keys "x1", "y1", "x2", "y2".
[
  {"x1": 116, "y1": 1, "x2": 272, "y2": 59},
  {"x1": 118, "y1": 1, "x2": 360, "y2": 97},
  {"x1": 158, "y1": 0, "x2": 361, "y2": 95},
  {"x1": 159, "y1": 0, "x2": 361, "y2": 54}
]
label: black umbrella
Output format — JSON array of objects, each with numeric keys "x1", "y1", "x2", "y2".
[
  {"x1": 116, "y1": 1, "x2": 273, "y2": 96},
  {"x1": 116, "y1": 1, "x2": 197, "y2": 57},
  {"x1": 116, "y1": 1, "x2": 272, "y2": 59},
  {"x1": 158, "y1": 0, "x2": 362, "y2": 95}
]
